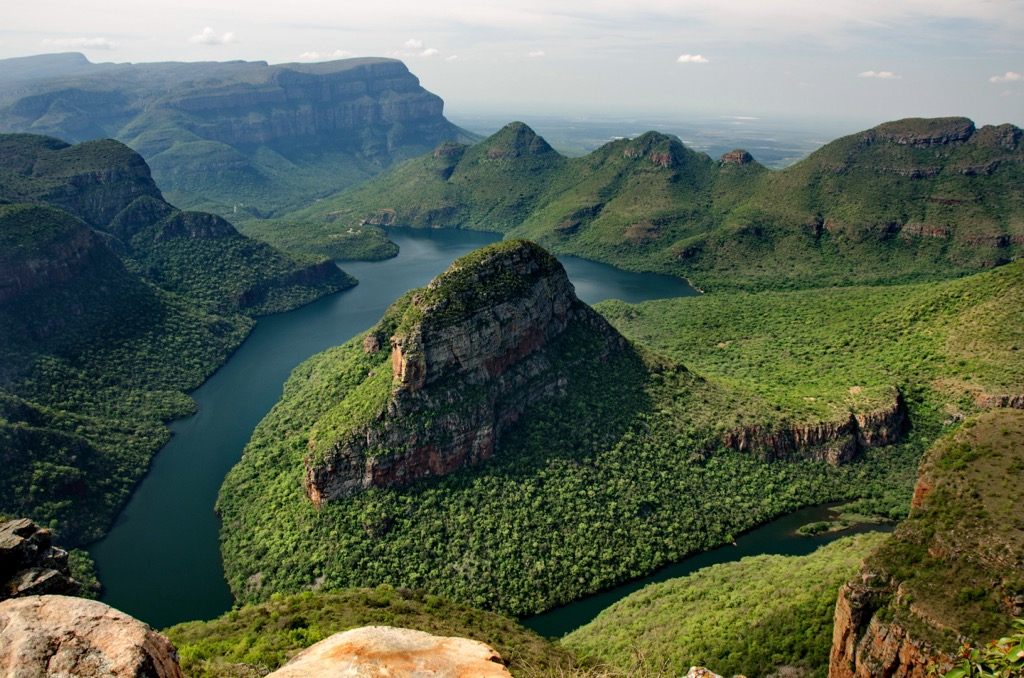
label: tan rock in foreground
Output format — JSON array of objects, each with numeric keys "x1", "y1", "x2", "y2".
[
  {"x1": 267, "y1": 625, "x2": 512, "y2": 678},
  {"x1": 0, "y1": 595, "x2": 182, "y2": 677}
]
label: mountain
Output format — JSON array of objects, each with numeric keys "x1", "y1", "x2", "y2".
[
  {"x1": 829, "y1": 408, "x2": 1024, "y2": 677},
  {"x1": 217, "y1": 240, "x2": 938, "y2": 618},
  {"x1": 303, "y1": 239, "x2": 628, "y2": 504},
  {"x1": 294, "y1": 117, "x2": 1023, "y2": 291},
  {"x1": 0, "y1": 133, "x2": 351, "y2": 544},
  {"x1": 0, "y1": 54, "x2": 476, "y2": 216}
]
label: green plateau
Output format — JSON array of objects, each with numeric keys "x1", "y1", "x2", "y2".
[{"x1": 0, "y1": 53, "x2": 478, "y2": 219}]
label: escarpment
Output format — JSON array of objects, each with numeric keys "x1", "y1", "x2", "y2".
[
  {"x1": 721, "y1": 390, "x2": 907, "y2": 464},
  {"x1": 303, "y1": 239, "x2": 627, "y2": 504},
  {"x1": 828, "y1": 408, "x2": 1024, "y2": 677}
]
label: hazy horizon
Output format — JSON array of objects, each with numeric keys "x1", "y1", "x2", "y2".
[{"x1": 2, "y1": 1, "x2": 1022, "y2": 128}]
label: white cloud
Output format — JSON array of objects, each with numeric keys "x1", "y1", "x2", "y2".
[
  {"x1": 188, "y1": 27, "x2": 237, "y2": 45},
  {"x1": 392, "y1": 38, "x2": 445, "y2": 59},
  {"x1": 677, "y1": 54, "x2": 709, "y2": 64},
  {"x1": 445, "y1": 55, "x2": 459, "y2": 61},
  {"x1": 527, "y1": 50, "x2": 546, "y2": 58},
  {"x1": 858, "y1": 70, "x2": 901, "y2": 79},
  {"x1": 40, "y1": 37, "x2": 115, "y2": 50},
  {"x1": 297, "y1": 50, "x2": 356, "y2": 61},
  {"x1": 989, "y1": 71, "x2": 1023, "y2": 83}
]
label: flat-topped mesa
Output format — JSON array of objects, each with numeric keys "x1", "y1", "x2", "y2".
[{"x1": 304, "y1": 240, "x2": 628, "y2": 505}]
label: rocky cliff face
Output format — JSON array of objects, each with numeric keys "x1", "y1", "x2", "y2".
[
  {"x1": 303, "y1": 240, "x2": 627, "y2": 504},
  {"x1": 155, "y1": 60, "x2": 453, "y2": 148},
  {"x1": 0, "y1": 54, "x2": 472, "y2": 215},
  {"x1": 721, "y1": 391, "x2": 907, "y2": 465},
  {"x1": 828, "y1": 408, "x2": 1024, "y2": 677},
  {"x1": 0, "y1": 519, "x2": 79, "y2": 600},
  {"x1": 0, "y1": 206, "x2": 110, "y2": 306}
]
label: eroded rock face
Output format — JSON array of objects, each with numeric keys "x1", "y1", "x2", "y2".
[
  {"x1": 266, "y1": 626, "x2": 511, "y2": 678},
  {"x1": 0, "y1": 211, "x2": 103, "y2": 306},
  {"x1": 0, "y1": 519, "x2": 79, "y2": 600},
  {"x1": 828, "y1": 409, "x2": 1024, "y2": 677},
  {"x1": 721, "y1": 391, "x2": 907, "y2": 465},
  {"x1": 829, "y1": 582, "x2": 954, "y2": 678},
  {"x1": 0, "y1": 595, "x2": 182, "y2": 677},
  {"x1": 304, "y1": 240, "x2": 627, "y2": 504}
]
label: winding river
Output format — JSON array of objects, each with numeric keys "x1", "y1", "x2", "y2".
[
  {"x1": 92, "y1": 227, "x2": 884, "y2": 637},
  {"x1": 91, "y1": 227, "x2": 699, "y2": 630}
]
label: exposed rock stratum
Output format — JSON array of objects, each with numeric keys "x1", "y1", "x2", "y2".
[{"x1": 303, "y1": 239, "x2": 627, "y2": 504}]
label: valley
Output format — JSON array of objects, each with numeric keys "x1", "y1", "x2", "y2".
[{"x1": 0, "y1": 50, "x2": 1021, "y2": 678}]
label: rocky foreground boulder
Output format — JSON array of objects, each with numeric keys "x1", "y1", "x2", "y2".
[
  {"x1": 0, "y1": 595, "x2": 182, "y2": 677},
  {"x1": 265, "y1": 625, "x2": 511, "y2": 677}
]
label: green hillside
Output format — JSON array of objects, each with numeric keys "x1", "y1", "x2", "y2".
[
  {"x1": 165, "y1": 587, "x2": 579, "y2": 677},
  {"x1": 209, "y1": 245, "x2": 1024, "y2": 620},
  {"x1": 0, "y1": 134, "x2": 352, "y2": 544},
  {"x1": 564, "y1": 533, "x2": 889, "y2": 678},
  {"x1": 863, "y1": 408, "x2": 1024, "y2": 650},
  {"x1": 285, "y1": 117, "x2": 1023, "y2": 291}
]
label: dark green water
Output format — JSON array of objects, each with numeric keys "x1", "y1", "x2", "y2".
[{"x1": 90, "y1": 228, "x2": 698, "y2": 629}]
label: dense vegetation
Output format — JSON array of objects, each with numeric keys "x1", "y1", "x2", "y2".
[
  {"x1": 165, "y1": 586, "x2": 579, "y2": 677},
  {"x1": 0, "y1": 134, "x2": 350, "y2": 544},
  {"x1": 865, "y1": 409, "x2": 1024, "y2": 650},
  {"x1": 280, "y1": 117, "x2": 1024, "y2": 292},
  {"x1": 597, "y1": 258, "x2": 1024, "y2": 425},
  {"x1": 564, "y1": 533, "x2": 888, "y2": 678}
]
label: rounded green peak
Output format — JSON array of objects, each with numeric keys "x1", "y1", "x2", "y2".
[
  {"x1": 622, "y1": 131, "x2": 694, "y2": 166},
  {"x1": 0, "y1": 203, "x2": 88, "y2": 259},
  {"x1": 483, "y1": 121, "x2": 554, "y2": 157},
  {"x1": 403, "y1": 239, "x2": 568, "y2": 329}
]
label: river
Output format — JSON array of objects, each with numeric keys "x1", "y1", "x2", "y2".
[
  {"x1": 91, "y1": 227, "x2": 698, "y2": 629},
  {"x1": 521, "y1": 503, "x2": 890, "y2": 638}
]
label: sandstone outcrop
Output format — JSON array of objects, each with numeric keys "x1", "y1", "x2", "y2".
[
  {"x1": 303, "y1": 239, "x2": 627, "y2": 504},
  {"x1": 721, "y1": 391, "x2": 906, "y2": 464},
  {"x1": 265, "y1": 626, "x2": 511, "y2": 678},
  {"x1": 0, "y1": 595, "x2": 182, "y2": 677},
  {"x1": 829, "y1": 580, "x2": 955, "y2": 678},
  {"x1": 719, "y1": 149, "x2": 754, "y2": 164},
  {"x1": 0, "y1": 519, "x2": 79, "y2": 600},
  {"x1": 828, "y1": 409, "x2": 1024, "y2": 677}
]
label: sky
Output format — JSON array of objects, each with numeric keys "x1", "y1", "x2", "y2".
[{"x1": 2, "y1": 0, "x2": 1023, "y2": 129}]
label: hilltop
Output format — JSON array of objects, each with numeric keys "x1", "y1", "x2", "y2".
[
  {"x1": 216, "y1": 240, "x2": 962, "y2": 618},
  {"x1": 0, "y1": 53, "x2": 476, "y2": 216},
  {"x1": 290, "y1": 117, "x2": 1023, "y2": 291},
  {"x1": 0, "y1": 133, "x2": 351, "y2": 544}
]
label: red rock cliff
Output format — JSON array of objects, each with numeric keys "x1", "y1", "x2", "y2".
[{"x1": 303, "y1": 240, "x2": 627, "y2": 505}]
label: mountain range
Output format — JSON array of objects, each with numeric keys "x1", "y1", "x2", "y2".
[
  {"x1": 0, "y1": 53, "x2": 475, "y2": 217},
  {"x1": 292, "y1": 117, "x2": 1023, "y2": 292}
]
